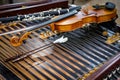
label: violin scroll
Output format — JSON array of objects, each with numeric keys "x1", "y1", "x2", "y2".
[
  {"x1": 10, "y1": 32, "x2": 31, "y2": 47},
  {"x1": 10, "y1": 36, "x2": 22, "y2": 47}
]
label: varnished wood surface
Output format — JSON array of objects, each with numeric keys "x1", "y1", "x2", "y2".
[
  {"x1": 0, "y1": 0, "x2": 50, "y2": 11},
  {"x1": 0, "y1": 0, "x2": 68, "y2": 17},
  {"x1": 50, "y1": 5, "x2": 117, "y2": 32},
  {"x1": 68, "y1": 0, "x2": 120, "y2": 25},
  {"x1": 85, "y1": 53, "x2": 120, "y2": 80}
]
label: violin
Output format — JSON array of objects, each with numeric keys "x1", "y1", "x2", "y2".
[{"x1": 49, "y1": 2, "x2": 117, "y2": 32}]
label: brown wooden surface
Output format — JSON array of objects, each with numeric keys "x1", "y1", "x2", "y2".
[
  {"x1": 0, "y1": 0, "x2": 50, "y2": 11},
  {"x1": 85, "y1": 53, "x2": 120, "y2": 80},
  {"x1": 0, "y1": 0, "x2": 68, "y2": 17}
]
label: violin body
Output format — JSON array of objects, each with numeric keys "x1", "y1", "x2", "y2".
[{"x1": 50, "y1": 5, "x2": 117, "y2": 32}]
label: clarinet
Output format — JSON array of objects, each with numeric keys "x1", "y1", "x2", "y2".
[{"x1": 0, "y1": 6, "x2": 81, "y2": 23}]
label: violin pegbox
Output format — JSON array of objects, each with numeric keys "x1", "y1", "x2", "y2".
[{"x1": 10, "y1": 32, "x2": 31, "y2": 47}]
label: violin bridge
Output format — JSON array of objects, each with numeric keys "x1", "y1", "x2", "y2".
[{"x1": 106, "y1": 33, "x2": 120, "y2": 44}]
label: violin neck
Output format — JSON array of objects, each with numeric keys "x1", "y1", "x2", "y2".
[{"x1": 99, "y1": 5, "x2": 105, "y2": 8}]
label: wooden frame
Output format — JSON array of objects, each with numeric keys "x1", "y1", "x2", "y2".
[
  {"x1": 85, "y1": 53, "x2": 120, "y2": 80},
  {"x1": 0, "y1": 0, "x2": 68, "y2": 17},
  {"x1": 0, "y1": 0, "x2": 50, "y2": 11}
]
